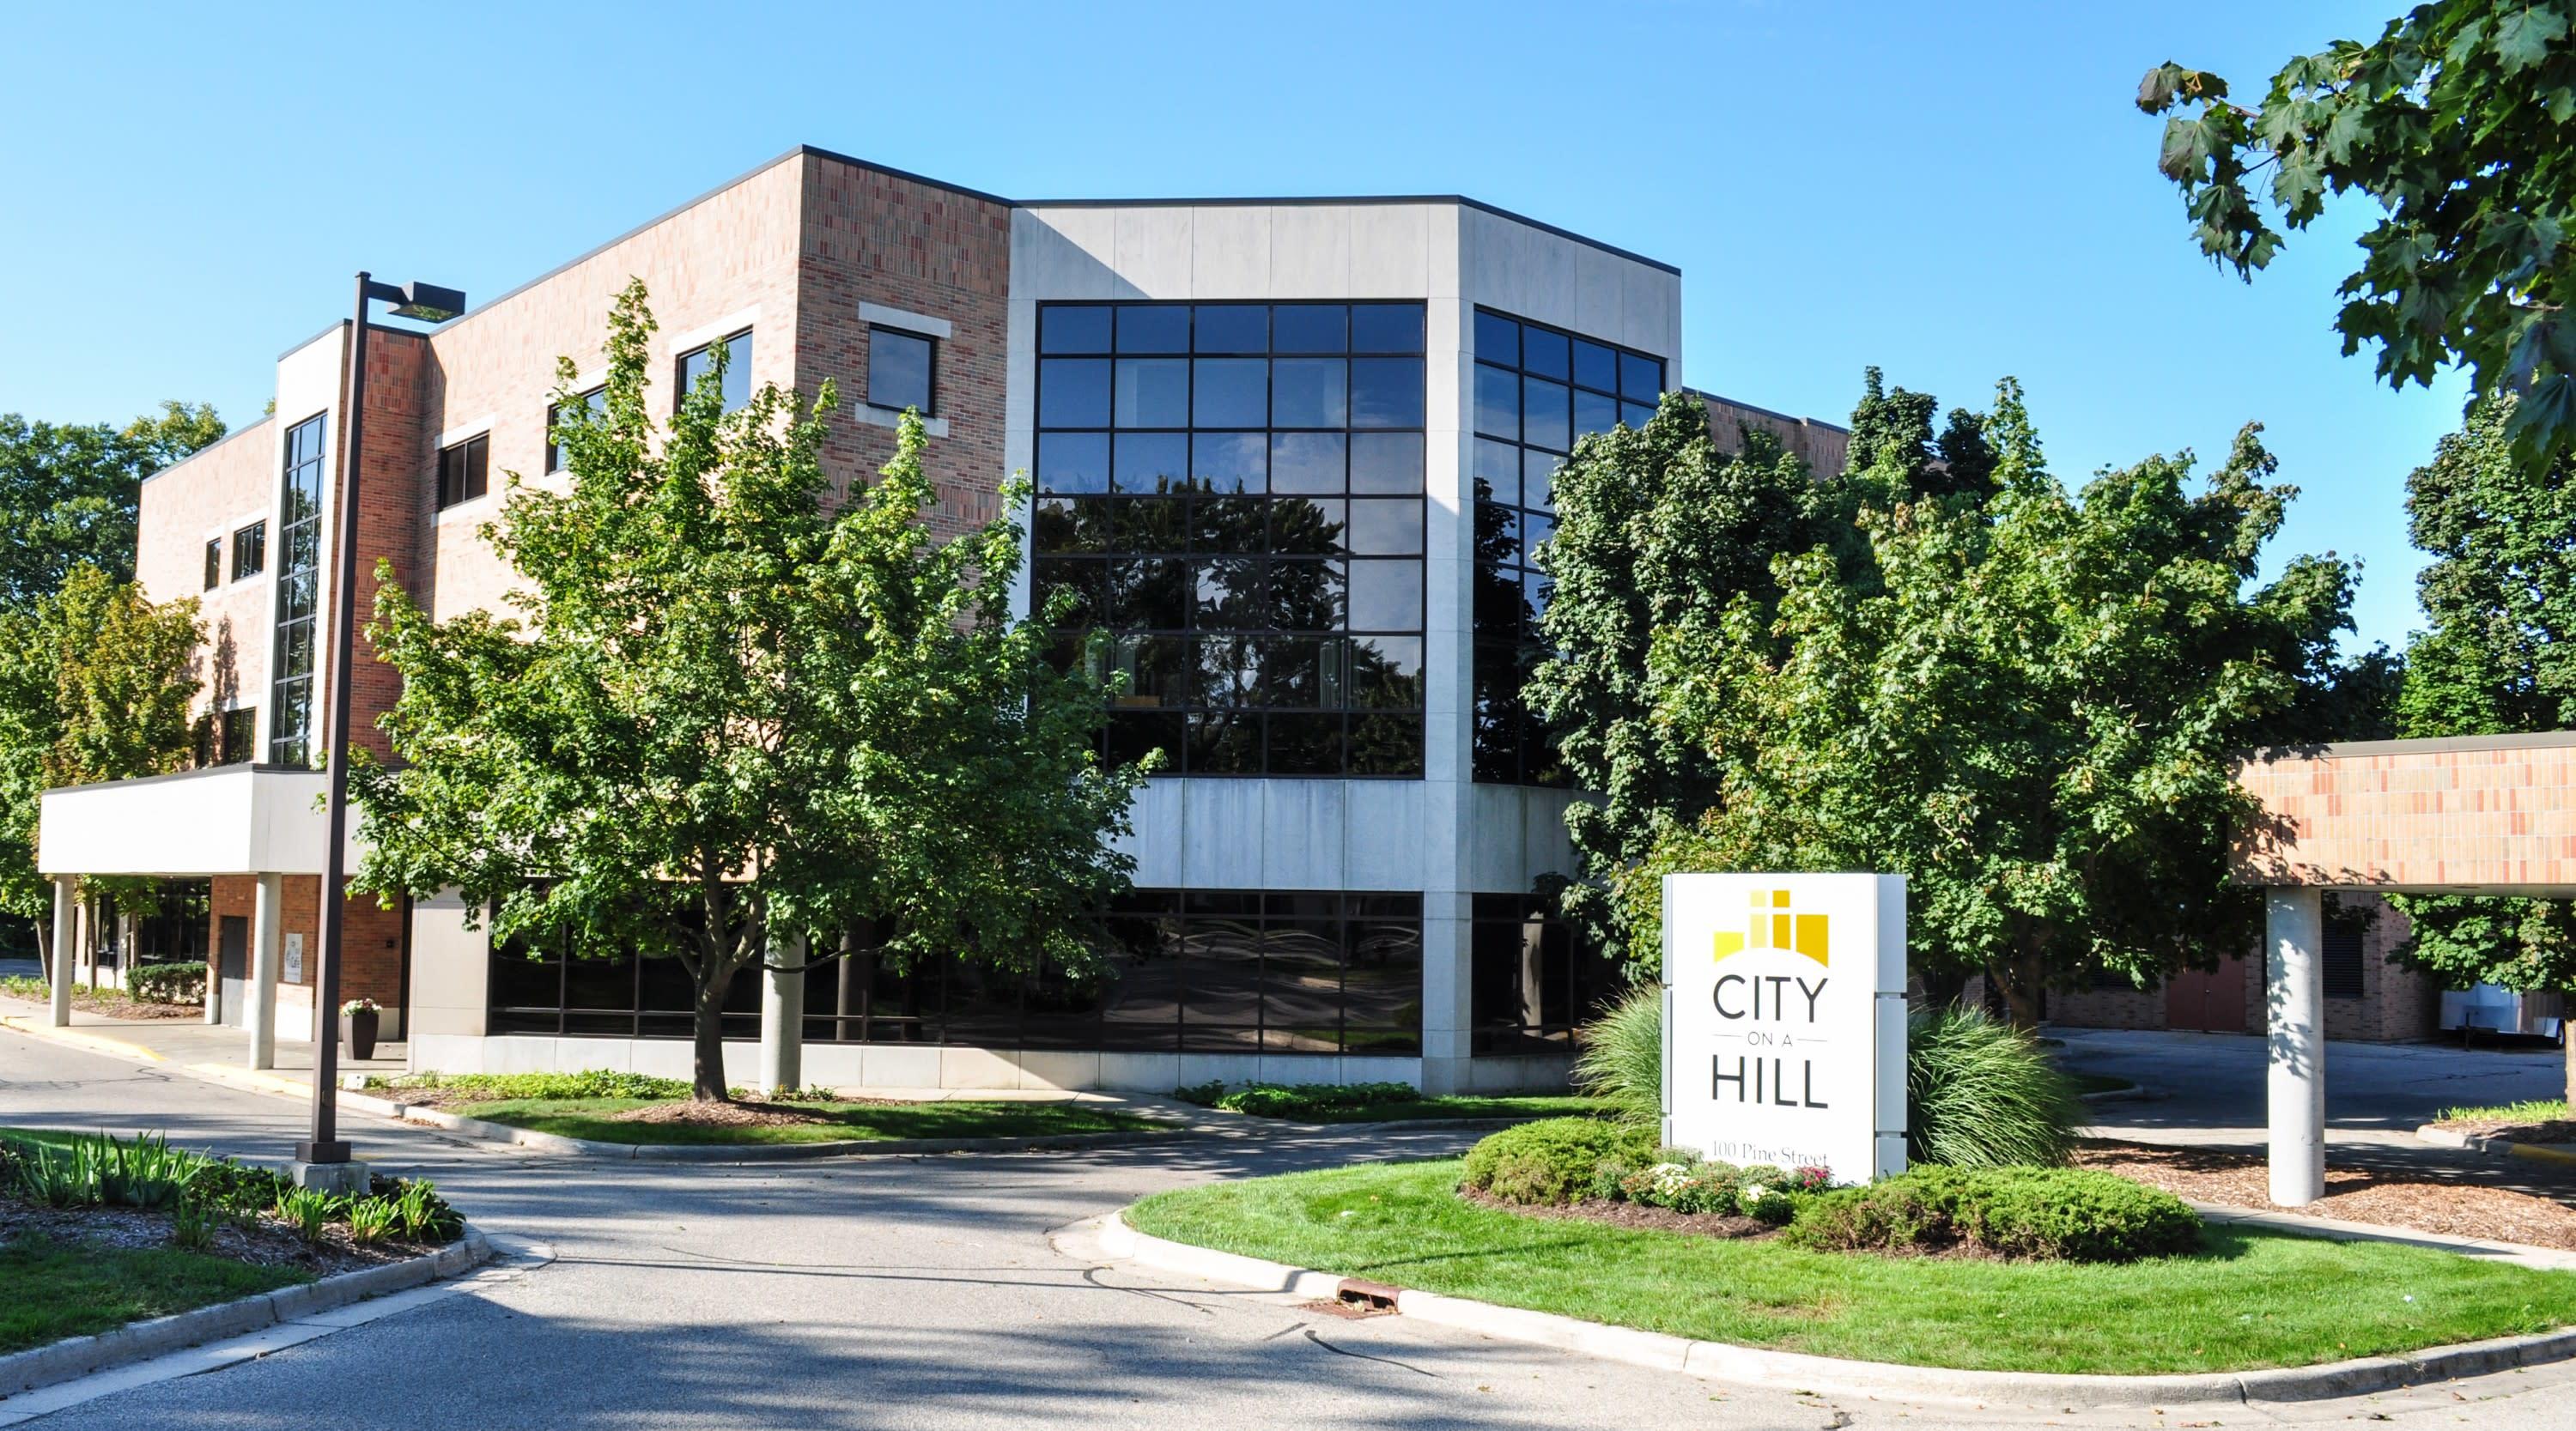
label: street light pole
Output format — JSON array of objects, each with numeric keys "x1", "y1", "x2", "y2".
[{"x1": 295, "y1": 272, "x2": 464, "y2": 1183}]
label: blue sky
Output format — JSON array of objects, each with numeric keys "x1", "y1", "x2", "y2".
[{"x1": 0, "y1": 1, "x2": 2461, "y2": 653}]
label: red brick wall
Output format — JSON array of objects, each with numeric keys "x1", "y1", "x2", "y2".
[
  {"x1": 323, "y1": 329, "x2": 430, "y2": 763},
  {"x1": 795, "y1": 152, "x2": 1014, "y2": 536},
  {"x1": 205, "y1": 874, "x2": 405, "y2": 1019}
]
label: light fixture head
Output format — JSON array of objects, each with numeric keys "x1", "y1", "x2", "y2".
[{"x1": 387, "y1": 282, "x2": 466, "y2": 323}]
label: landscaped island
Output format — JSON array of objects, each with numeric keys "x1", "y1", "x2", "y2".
[
  {"x1": 1127, "y1": 1156, "x2": 2576, "y2": 1376},
  {"x1": 0, "y1": 1130, "x2": 463, "y2": 1356},
  {"x1": 371, "y1": 1072, "x2": 1170, "y2": 1147}
]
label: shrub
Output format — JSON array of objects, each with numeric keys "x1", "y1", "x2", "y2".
[
  {"x1": 346, "y1": 1198, "x2": 398, "y2": 1245},
  {"x1": 1571, "y1": 997, "x2": 2081, "y2": 1168},
  {"x1": 1571, "y1": 983, "x2": 1663, "y2": 1128},
  {"x1": 1461, "y1": 1118, "x2": 1654, "y2": 1205},
  {"x1": 1620, "y1": 1161, "x2": 1744, "y2": 1215},
  {"x1": 128, "y1": 961, "x2": 208, "y2": 1005},
  {"x1": 8, "y1": 1131, "x2": 204, "y2": 1210},
  {"x1": 1213, "y1": 1082, "x2": 1417, "y2": 1119},
  {"x1": 272, "y1": 1188, "x2": 337, "y2": 1245},
  {"x1": 170, "y1": 1195, "x2": 220, "y2": 1252},
  {"x1": 382, "y1": 1070, "x2": 695, "y2": 1101},
  {"x1": 1785, "y1": 1166, "x2": 2199, "y2": 1263},
  {"x1": 1173, "y1": 1080, "x2": 1226, "y2": 1107}
]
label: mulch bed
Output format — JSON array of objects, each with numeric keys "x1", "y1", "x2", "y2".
[
  {"x1": 1459, "y1": 1185, "x2": 1775, "y2": 1240},
  {"x1": 0, "y1": 1190, "x2": 440, "y2": 1276},
  {"x1": 607, "y1": 1100, "x2": 850, "y2": 1128},
  {"x1": 2075, "y1": 1139, "x2": 2576, "y2": 1251},
  {"x1": 65, "y1": 992, "x2": 201, "y2": 1021}
]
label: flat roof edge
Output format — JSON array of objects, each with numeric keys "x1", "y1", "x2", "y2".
[
  {"x1": 1017, "y1": 194, "x2": 1681, "y2": 276},
  {"x1": 1688, "y1": 387, "x2": 1850, "y2": 435},
  {"x1": 2239, "y1": 730, "x2": 2576, "y2": 761},
  {"x1": 138, "y1": 414, "x2": 276, "y2": 487}
]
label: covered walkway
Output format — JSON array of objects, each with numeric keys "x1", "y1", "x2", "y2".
[{"x1": 2235, "y1": 730, "x2": 2576, "y2": 1204}]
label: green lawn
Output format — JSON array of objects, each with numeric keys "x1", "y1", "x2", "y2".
[
  {"x1": 1127, "y1": 1158, "x2": 2576, "y2": 1375},
  {"x1": 1255, "y1": 1094, "x2": 1611, "y2": 1124},
  {"x1": 2440, "y1": 1100, "x2": 2570, "y2": 1124},
  {"x1": 0, "y1": 1234, "x2": 310, "y2": 1355},
  {"x1": 458, "y1": 1097, "x2": 1166, "y2": 1145}
]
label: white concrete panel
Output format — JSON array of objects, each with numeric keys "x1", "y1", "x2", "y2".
[
  {"x1": 803, "y1": 1043, "x2": 867, "y2": 1088},
  {"x1": 1179, "y1": 780, "x2": 1266, "y2": 887},
  {"x1": 1124, "y1": 779, "x2": 1189, "y2": 888},
  {"x1": 407, "y1": 892, "x2": 488, "y2": 1040},
  {"x1": 1191, "y1": 207, "x2": 1273, "y2": 299},
  {"x1": 1337, "y1": 1057, "x2": 1423, "y2": 1089},
  {"x1": 1015, "y1": 1049, "x2": 1105, "y2": 1091},
  {"x1": 1098, "y1": 1052, "x2": 1181, "y2": 1093},
  {"x1": 1624, "y1": 263, "x2": 1685, "y2": 374},
  {"x1": 1114, "y1": 209, "x2": 1194, "y2": 299},
  {"x1": 939, "y1": 1045, "x2": 1020, "y2": 1089},
  {"x1": 1348, "y1": 204, "x2": 1431, "y2": 298},
  {"x1": 1260, "y1": 780, "x2": 1346, "y2": 888},
  {"x1": 1341, "y1": 781, "x2": 1427, "y2": 891},
  {"x1": 1424, "y1": 203, "x2": 1462, "y2": 300},
  {"x1": 1256, "y1": 1053, "x2": 1347, "y2": 1086},
  {"x1": 405, "y1": 1033, "x2": 483, "y2": 1075},
  {"x1": 1571, "y1": 242, "x2": 1627, "y2": 345},
  {"x1": 860, "y1": 1044, "x2": 941, "y2": 1088},
  {"x1": 1176, "y1": 1052, "x2": 1263, "y2": 1089},
  {"x1": 1010, "y1": 209, "x2": 1124, "y2": 300},
  {"x1": 1267, "y1": 206, "x2": 1353, "y2": 297}
]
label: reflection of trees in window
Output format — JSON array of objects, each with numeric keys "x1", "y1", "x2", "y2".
[{"x1": 1034, "y1": 300, "x2": 1426, "y2": 777}]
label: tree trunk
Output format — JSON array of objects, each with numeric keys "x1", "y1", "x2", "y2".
[
  {"x1": 1984, "y1": 949, "x2": 2047, "y2": 1029},
  {"x1": 690, "y1": 977, "x2": 730, "y2": 1102},
  {"x1": 33, "y1": 918, "x2": 50, "y2": 985}
]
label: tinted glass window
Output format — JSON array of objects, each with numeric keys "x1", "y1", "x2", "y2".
[
  {"x1": 1036, "y1": 302, "x2": 1426, "y2": 776},
  {"x1": 1470, "y1": 308, "x2": 1663, "y2": 785},
  {"x1": 866, "y1": 327, "x2": 934, "y2": 414},
  {"x1": 677, "y1": 330, "x2": 753, "y2": 413}
]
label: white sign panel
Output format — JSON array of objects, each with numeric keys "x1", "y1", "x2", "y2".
[
  {"x1": 283, "y1": 932, "x2": 305, "y2": 985},
  {"x1": 1663, "y1": 872, "x2": 1907, "y2": 1182}
]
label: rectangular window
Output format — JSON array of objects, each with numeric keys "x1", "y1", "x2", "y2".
[
  {"x1": 219, "y1": 707, "x2": 256, "y2": 766},
  {"x1": 203, "y1": 539, "x2": 221, "y2": 591},
  {"x1": 1468, "y1": 894, "x2": 1619, "y2": 1053},
  {"x1": 268, "y1": 413, "x2": 327, "y2": 767},
  {"x1": 1035, "y1": 301, "x2": 1427, "y2": 778},
  {"x1": 866, "y1": 327, "x2": 935, "y2": 415},
  {"x1": 435, "y1": 434, "x2": 489, "y2": 510},
  {"x1": 677, "y1": 329, "x2": 753, "y2": 413},
  {"x1": 546, "y1": 387, "x2": 605, "y2": 473},
  {"x1": 2324, "y1": 921, "x2": 2367, "y2": 1000},
  {"x1": 230, "y1": 521, "x2": 266, "y2": 580},
  {"x1": 1468, "y1": 307, "x2": 1665, "y2": 786},
  {"x1": 485, "y1": 888, "x2": 1422, "y2": 1054}
]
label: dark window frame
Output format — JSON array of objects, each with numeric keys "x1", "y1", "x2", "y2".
[
  {"x1": 230, "y1": 520, "x2": 267, "y2": 580},
  {"x1": 434, "y1": 433, "x2": 490, "y2": 511},
  {"x1": 675, "y1": 328, "x2": 755, "y2": 415},
  {"x1": 546, "y1": 386, "x2": 605, "y2": 474},
  {"x1": 268, "y1": 413, "x2": 328, "y2": 767},
  {"x1": 1469, "y1": 306, "x2": 1665, "y2": 786},
  {"x1": 1034, "y1": 300, "x2": 1430, "y2": 779},
  {"x1": 866, "y1": 324, "x2": 938, "y2": 417},
  {"x1": 203, "y1": 538, "x2": 221, "y2": 591}
]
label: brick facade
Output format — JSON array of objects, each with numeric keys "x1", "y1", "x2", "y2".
[
  {"x1": 207, "y1": 874, "x2": 406, "y2": 1029},
  {"x1": 2043, "y1": 893, "x2": 2440, "y2": 1042},
  {"x1": 1698, "y1": 391, "x2": 1850, "y2": 477}
]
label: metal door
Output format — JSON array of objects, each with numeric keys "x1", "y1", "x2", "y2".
[{"x1": 2164, "y1": 954, "x2": 2249, "y2": 1033}]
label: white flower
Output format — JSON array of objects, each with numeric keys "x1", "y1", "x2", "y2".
[{"x1": 1742, "y1": 1185, "x2": 1767, "y2": 1204}]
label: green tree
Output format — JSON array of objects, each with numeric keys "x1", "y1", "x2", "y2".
[
  {"x1": 1631, "y1": 389, "x2": 2359, "y2": 1017},
  {"x1": 1525, "y1": 392, "x2": 1820, "y2": 955},
  {"x1": 350, "y1": 282, "x2": 1144, "y2": 1100},
  {"x1": 2385, "y1": 398, "x2": 2576, "y2": 1100},
  {"x1": 2138, "y1": 4, "x2": 2576, "y2": 464},
  {"x1": 0, "y1": 403, "x2": 225, "y2": 606},
  {"x1": 0, "y1": 565, "x2": 204, "y2": 973}
]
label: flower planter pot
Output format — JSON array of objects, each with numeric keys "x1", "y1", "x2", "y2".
[{"x1": 343, "y1": 1009, "x2": 380, "y2": 1061}]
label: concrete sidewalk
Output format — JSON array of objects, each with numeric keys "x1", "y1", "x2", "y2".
[{"x1": 0, "y1": 991, "x2": 406, "y2": 1090}]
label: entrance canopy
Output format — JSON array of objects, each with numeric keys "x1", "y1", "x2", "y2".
[
  {"x1": 2234, "y1": 731, "x2": 2576, "y2": 898},
  {"x1": 2230, "y1": 730, "x2": 2576, "y2": 1206},
  {"x1": 39, "y1": 764, "x2": 338, "y2": 878}
]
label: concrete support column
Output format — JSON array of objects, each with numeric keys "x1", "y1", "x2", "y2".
[
  {"x1": 2265, "y1": 886, "x2": 2326, "y2": 1207},
  {"x1": 1417, "y1": 894, "x2": 1473, "y2": 1094},
  {"x1": 47, "y1": 877, "x2": 75, "y2": 1028},
  {"x1": 248, "y1": 873, "x2": 283, "y2": 1070},
  {"x1": 759, "y1": 930, "x2": 807, "y2": 1096}
]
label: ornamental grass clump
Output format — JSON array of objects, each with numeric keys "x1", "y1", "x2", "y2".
[
  {"x1": 1571, "y1": 983, "x2": 1664, "y2": 1128},
  {"x1": 1906, "y1": 1007, "x2": 2083, "y2": 1168}
]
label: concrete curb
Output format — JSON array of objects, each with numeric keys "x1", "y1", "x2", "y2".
[
  {"x1": 0, "y1": 1014, "x2": 166, "y2": 1064},
  {"x1": 0, "y1": 1225, "x2": 495, "y2": 1398},
  {"x1": 1086, "y1": 1212, "x2": 2576, "y2": 1410},
  {"x1": 362, "y1": 1094, "x2": 1189, "y2": 1161},
  {"x1": 2418, "y1": 1122, "x2": 2576, "y2": 1167},
  {"x1": 2077, "y1": 1082, "x2": 2159, "y2": 1104}
]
